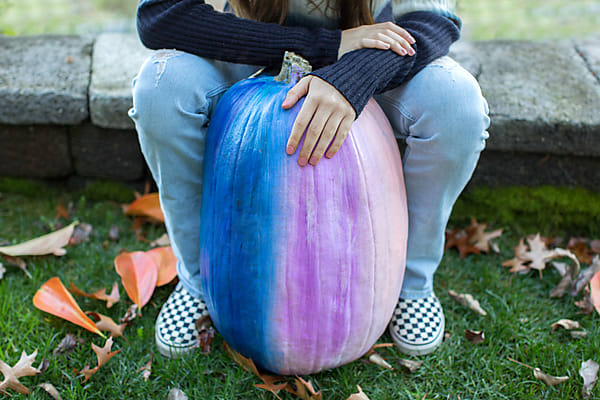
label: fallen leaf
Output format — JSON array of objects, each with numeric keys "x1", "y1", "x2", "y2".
[
  {"x1": 69, "y1": 223, "x2": 92, "y2": 245},
  {"x1": 570, "y1": 330, "x2": 588, "y2": 339},
  {"x1": 285, "y1": 376, "x2": 322, "y2": 400},
  {"x1": 33, "y1": 277, "x2": 104, "y2": 337},
  {"x1": 37, "y1": 383, "x2": 62, "y2": 400},
  {"x1": 56, "y1": 201, "x2": 69, "y2": 219},
  {"x1": 467, "y1": 218, "x2": 503, "y2": 253},
  {"x1": 0, "y1": 263, "x2": 4, "y2": 280},
  {"x1": 150, "y1": 233, "x2": 170, "y2": 247},
  {"x1": 568, "y1": 238, "x2": 595, "y2": 265},
  {"x1": 114, "y1": 251, "x2": 158, "y2": 309},
  {"x1": 120, "y1": 304, "x2": 139, "y2": 323},
  {"x1": 572, "y1": 256, "x2": 600, "y2": 297},
  {"x1": 147, "y1": 246, "x2": 177, "y2": 286},
  {"x1": 397, "y1": 358, "x2": 423, "y2": 373},
  {"x1": 138, "y1": 355, "x2": 153, "y2": 382},
  {"x1": 168, "y1": 388, "x2": 189, "y2": 400},
  {"x1": 448, "y1": 290, "x2": 487, "y2": 316},
  {"x1": 533, "y1": 368, "x2": 569, "y2": 386},
  {"x1": 465, "y1": 329, "x2": 485, "y2": 344},
  {"x1": 0, "y1": 255, "x2": 30, "y2": 279},
  {"x1": 53, "y1": 334, "x2": 83, "y2": 357},
  {"x1": 0, "y1": 350, "x2": 40, "y2": 395},
  {"x1": 580, "y1": 359, "x2": 599, "y2": 399},
  {"x1": 346, "y1": 385, "x2": 369, "y2": 400},
  {"x1": 502, "y1": 239, "x2": 530, "y2": 274},
  {"x1": 122, "y1": 193, "x2": 164, "y2": 223},
  {"x1": 132, "y1": 217, "x2": 148, "y2": 242},
  {"x1": 195, "y1": 316, "x2": 215, "y2": 354},
  {"x1": 0, "y1": 222, "x2": 77, "y2": 257},
  {"x1": 367, "y1": 352, "x2": 393, "y2": 370},
  {"x1": 37, "y1": 358, "x2": 49, "y2": 374},
  {"x1": 86, "y1": 312, "x2": 127, "y2": 339},
  {"x1": 591, "y1": 268, "x2": 600, "y2": 315},
  {"x1": 445, "y1": 228, "x2": 480, "y2": 258},
  {"x1": 590, "y1": 240, "x2": 600, "y2": 254},
  {"x1": 108, "y1": 225, "x2": 120, "y2": 241},
  {"x1": 69, "y1": 282, "x2": 120, "y2": 308},
  {"x1": 575, "y1": 287, "x2": 595, "y2": 315},
  {"x1": 80, "y1": 337, "x2": 121, "y2": 382},
  {"x1": 551, "y1": 319, "x2": 581, "y2": 331}
]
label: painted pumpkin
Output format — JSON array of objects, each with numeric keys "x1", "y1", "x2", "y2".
[{"x1": 199, "y1": 53, "x2": 408, "y2": 375}]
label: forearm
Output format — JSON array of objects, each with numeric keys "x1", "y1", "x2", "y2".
[
  {"x1": 136, "y1": 0, "x2": 341, "y2": 68},
  {"x1": 310, "y1": 11, "x2": 460, "y2": 117}
]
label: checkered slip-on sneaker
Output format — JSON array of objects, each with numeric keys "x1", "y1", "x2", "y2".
[
  {"x1": 388, "y1": 294, "x2": 445, "y2": 356},
  {"x1": 155, "y1": 282, "x2": 209, "y2": 358}
]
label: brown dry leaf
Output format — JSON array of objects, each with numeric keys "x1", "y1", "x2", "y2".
[
  {"x1": 502, "y1": 239, "x2": 530, "y2": 274},
  {"x1": 465, "y1": 329, "x2": 485, "y2": 344},
  {"x1": 86, "y1": 312, "x2": 127, "y2": 339},
  {"x1": 0, "y1": 222, "x2": 77, "y2": 257},
  {"x1": 285, "y1": 376, "x2": 322, "y2": 400},
  {"x1": 168, "y1": 388, "x2": 189, "y2": 400},
  {"x1": 580, "y1": 359, "x2": 599, "y2": 399},
  {"x1": 108, "y1": 225, "x2": 120, "y2": 241},
  {"x1": 69, "y1": 223, "x2": 92, "y2": 245},
  {"x1": 346, "y1": 385, "x2": 369, "y2": 400},
  {"x1": 367, "y1": 352, "x2": 393, "y2": 370},
  {"x1": 69, "y1": 282, "x2": 120, "y2": 308},
  {"x1": 549, "y1": 261, "x2": 577, "y2": 298},
  {"x1": 37, "y1": 358, "x2": 49, "y2": 374},
  {"x1": 445, "y1": 228, "x2": 480, "y2": 258},
  {"x1": 56, "y1": 201, "x2": 70, "y2": 219},
  {"x1": 467, "y1": 218, "x2": 503, "y2": 253},
  {"x1": 37, "y1": 382, "x2": 62, "y2": 400},
  {"x1": 551, "y1": 319, "x2": 581, "y2": 331},
  {"x1": 0, "y1": 350, "x2": 40, "y2": 395},
  {"x1": 571, "y1": 256, "x2": 600, "y2": 297},
  {"x1": 533, "y1": 368, "x2": 569, "y2": 386},
  {"x1": 138, "y1": 355, "x2": 153, "y2": 382},
  {"x1": 568, "y1": 238, "x2": 595, "y2": 265},
  {"x1": 575, "y1": 287, "x2": 595, "y2": 315},
  {"x1": 1, "y1": 254, "x2": 30, "y2": 279},
  {"x1": 195, "y1": 316, "x2": 215, "y2": 354},
  {"x1": 150, "y1": 233, "x2": 170, "y2": 247},
  {"x1": 80, "y1": 337, "x2": 121, "y2": 382},
  {"x1": 53, "y1": 334, "x2": 83, "y2": 357},
  {"x1": 120, "y1": 304, "x2": 139, "y2": 323},
  {"x1": 448, "y1": 290, "x2": 487, "y2": 316},
  {"x1": 590, "y1": 240, "x2": 600, "y2": 254},
  {"x1": 397, "y1": 358, "x2": 423, "y2": 373}
]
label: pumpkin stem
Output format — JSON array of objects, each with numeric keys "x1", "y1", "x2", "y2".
[{"x1": 274, "y1": 51, "x2": 312, "y2": 84}]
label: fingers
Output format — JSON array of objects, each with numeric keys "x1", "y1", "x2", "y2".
[
  {"x1": 286, "y1": 98, "x2": 317, "y2": 156},
  {"x1": 376, "y1": 30, "x2": 415, "y2": 56},
  {"x1": 297, "y1": 106, "x2": 330, "y2": 166},
  {"x1": 309, "y1": 113, "x2": 344, "y2": 166},
  {"x1": 282, "y1": 76, "x2": 310, "y2": 109},
  {"x1": 325, "y1": 116, "x2": 353, "y2": 159}
]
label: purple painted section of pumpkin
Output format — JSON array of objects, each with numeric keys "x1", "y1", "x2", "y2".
[{"x1": 270, "y1": 100, "x2": 408, "y2": 374}]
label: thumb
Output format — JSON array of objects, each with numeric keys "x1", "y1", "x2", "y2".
[{"x1": 282, "y1": 76, "x2": 311, "y2": 109}]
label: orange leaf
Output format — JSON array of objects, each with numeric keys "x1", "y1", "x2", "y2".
[
  {"x1": 33, "y1": 277, "x2": 104, "y2": 337},
  {"x1": 114, "y1": 252, "x2": 158, "y2": 309},
  {"x1": 147, "y1": 247, "x2": 177, "y2": 286},
  {"x1": 591, "y1": 269, "x2": 600, "y2": 315},
  {"x1": 69, "y1": 282, "x2": 120, "y2": 308},
  {"x1": 122, "y1": 193, "x2": 164, "y2": 223}
]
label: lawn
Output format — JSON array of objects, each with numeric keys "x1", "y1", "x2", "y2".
[
  {"x1": 0, "y1": 179, "x2": 599, "y2": 399},
  {"x1": 0, "y1": 0, "x2": 599, "y2": 40}
]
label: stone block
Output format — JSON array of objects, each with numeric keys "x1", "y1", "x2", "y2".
[
  {"x1": 576, "y1": 35, "x2": 600, "y2": 82},
  {"x1": 0, "y1": 35, "x2": 92, "y2": 125},
  {"x1": 90, "y1": 33, "x2": 152, "y2": 129},
  {"x1": 471, "y1": 150, "x2": 600, "y2": 191},
  {"x1": 0, "y1": 125, "x2": 72, "y2": 177},
  {"x1": 70, "y1": 125, "x2": 145, "y2": 181},
  {"x1": 472, "y1": 41, "x2": 600, "y2": 157}
]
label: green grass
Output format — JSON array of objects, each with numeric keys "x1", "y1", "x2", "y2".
[
  {"x1": 0, "y1": 180, "x2": 599, "y2": 399},
  {"x1": 0, "y1": 0, "x2": 598, "y2": 40}
]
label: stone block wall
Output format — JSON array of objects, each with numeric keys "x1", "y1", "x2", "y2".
[{"x1": 1, "y1": 33, "x2": 599, "y2": 189}]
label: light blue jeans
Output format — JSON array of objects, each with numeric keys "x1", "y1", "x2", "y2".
[{"x1": 129, "y1": 50, "x2": 490, "y2": 301}]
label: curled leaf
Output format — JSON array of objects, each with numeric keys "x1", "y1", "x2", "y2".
[
  {"x1": 551, "y1": 319, "x2": 581, "y2": 331},
  {"x1": 80, "y1": 337, "x2": 121, "y2": 382},
  {"x1": 397, "y1": 358, "x2": 423, "y2": 373},
  {"x1": 285, "y1": 376, "x2": 322, "y2": 400},
  {"x1": 33, "y1": 277, "x2": 104, "y2": 337},
  {"x1": 37, "y1": 383, "x2": 62, "y2": 400},
  {"x1": 114, "y1": 251, "x2": 158, "y2": 309},
  {"x1": 69, "y1": 282, "x2": 120, "y2": 308},
  {"x1": 448, "y1": 290, "x2": 487, "y2": 316},
  {"x1": 346, "y1": 385, "x2": 369, "y2": 400},
  {"x1": 168, "y1": 388, "x2": 189, "y2": 400},
  {"x1": 367, "y1": 352, "x2": 393, "y2": 370},
  {"x1": 147, "y1": 246, "x2": 177, "y2": 286},
  {"x1": 69, "y1": 223, "x2": 92, "y2": 245},
  {"x1": 571, "y1": 256, "x2": 600, "y2": 296},
  {"x1": 465, "y1": 329, "x2": 485, "y2": 344},
  {"x1": 85, "y1": 312, "x2": 127, "y2": 339},
  {"x1": 0, "y1": 222, "x2": 77, "y2": 257},
  {"x1": 122, "y1": 193, "x2": 164, "y2": 222},
  {"x1": 580, "y1": 359, "x2": 599, "y2": 399},
  {"x1": 533, "y1": 368, "x2": 569, "y2": 386}
]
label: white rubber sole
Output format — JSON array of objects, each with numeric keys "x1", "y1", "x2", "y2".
[{"x1": 388, "y1": 313, "x2": 445, "y2": 356}]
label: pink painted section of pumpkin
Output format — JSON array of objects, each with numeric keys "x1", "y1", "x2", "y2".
[{"x1": 271, "y1": 99, "x2": 408, "y2": 374}]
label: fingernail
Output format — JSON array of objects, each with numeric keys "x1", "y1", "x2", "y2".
[
  {"x1": 309, "y1": 155, "x2": 318, "y2": 165},
  {"x1": 282, "y1": 99, "x2": 289, "y2": 107},
  {"x1": 298, "y1": 156, "x2": 307, "y2": 166},
  {"x1": 409, "y1": 48, "x2": 415, "y2": 56},
  {"x1": 286, "y1": 145, "x2": 294, "y2": 155},
  {"x1": 400, "y1": 48, "x2": 407, "y2": 55},
  {"x1": 325, "y1": 152, "x2": 333, "y2": 158}
]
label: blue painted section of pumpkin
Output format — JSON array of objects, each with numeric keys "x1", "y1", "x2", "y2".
[{"x1": 199, "y1": 76, "x2": 300, "y2": 371}]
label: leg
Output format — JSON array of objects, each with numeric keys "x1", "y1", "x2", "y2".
[
  {"x1": 374, "y1": 55, "x2": 490, "y2": 354},
  {"x1": 129, "y1": 50, "x2": 260, "y2": 357}
]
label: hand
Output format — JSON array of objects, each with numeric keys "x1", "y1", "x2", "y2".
[
  {"x1": 282, "y1": 75, "x2": 355, "y2": 167},
  {"x1": 338, "y1": 21, "x2": 415, "y2": 59}
]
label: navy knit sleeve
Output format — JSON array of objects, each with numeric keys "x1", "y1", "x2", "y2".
[
  {"x1": 310, "y1": 11, "x2": 460, "y2": 118},
  {"x1": 136, "y1": 0, "x2": 341, "y2": 69}
]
